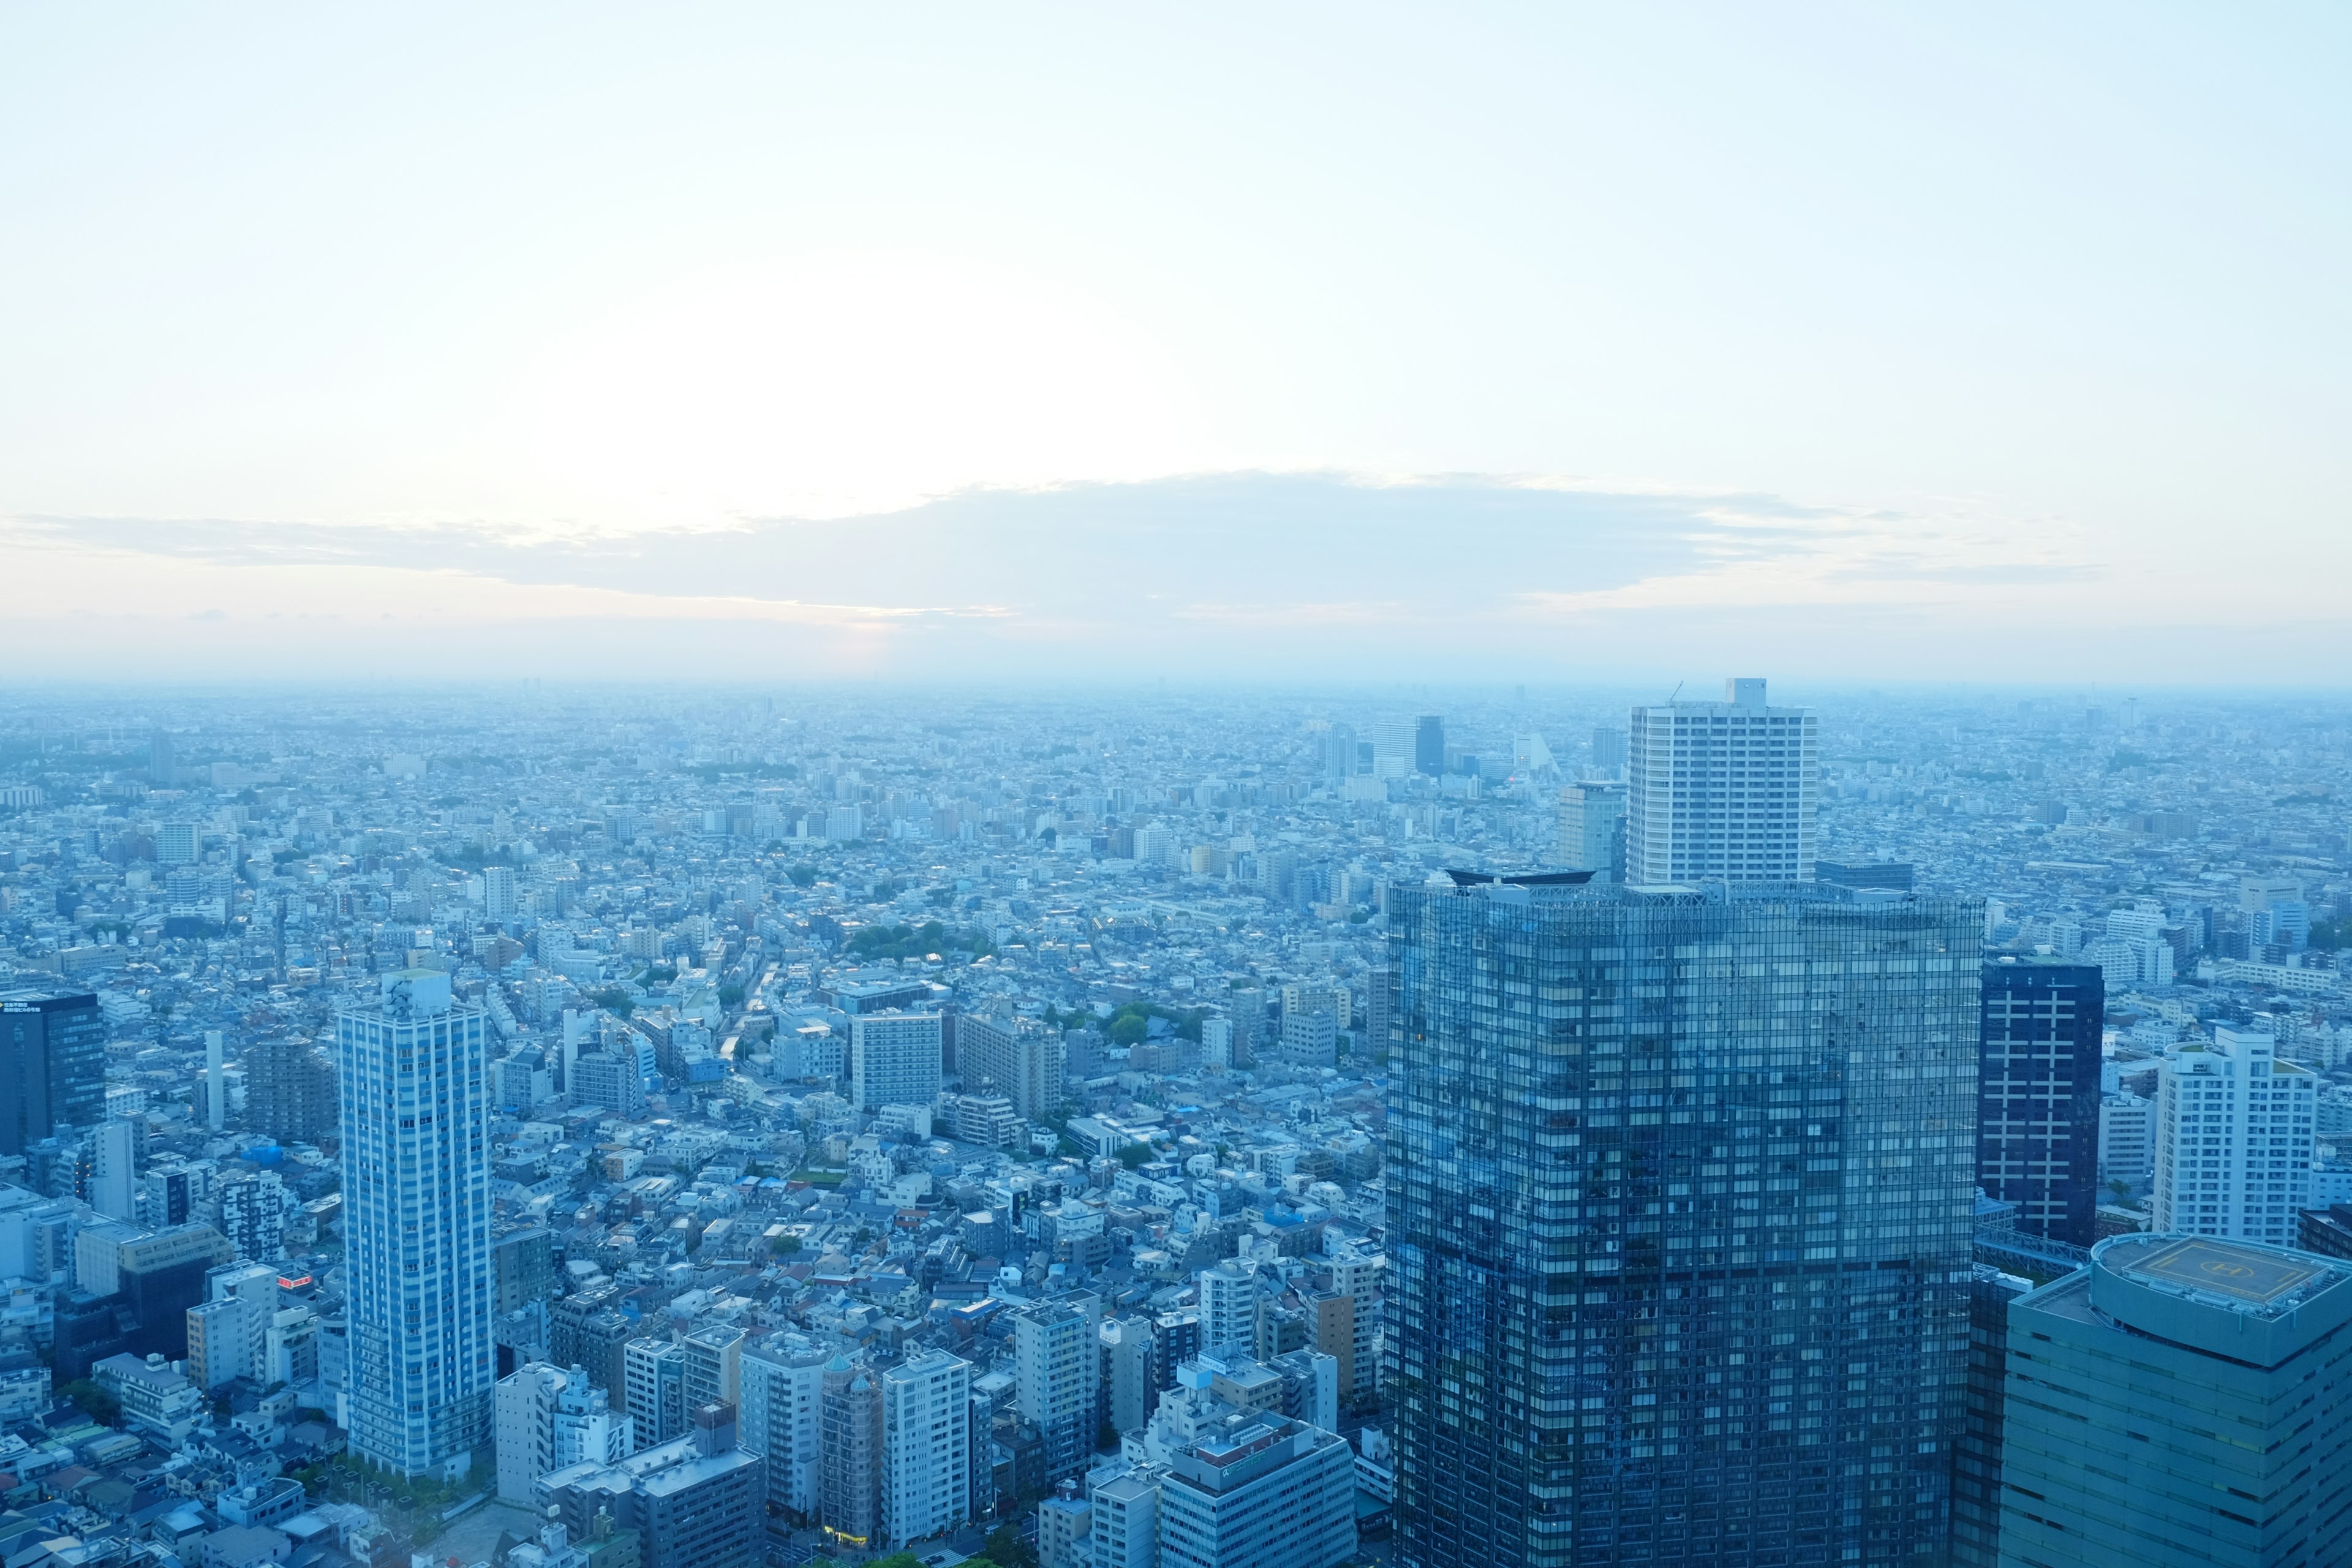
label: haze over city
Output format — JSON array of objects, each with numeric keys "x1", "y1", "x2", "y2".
[{"x1": 6, "y1": 12, "x2": 2352, "y2": 1568}]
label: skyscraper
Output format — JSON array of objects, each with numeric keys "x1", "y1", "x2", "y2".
[
  {"x1": 1589, "y1": 725, "x2": 1626, "y2": 779},
  {"x1": 1414, "y1": 715, "x2": 1446, "y2": 777},
  {"x1": 0, "y1": 990, "x2": 104, "y2": 1157},
  {"x1": 1976, "y1": 959, "x2": 2104, "y2": 1245},
  {"x1": 2152, "y1": 1024, "x2": 2318, "y2": 1246},
  {"x1": 849, "y1": 1011, "x2": 943, "y2": 1112},
  {"x1": 1625, "y1": 678, "x2": 1819, "y2": 884},
  {"x1": 1555, "y1": 783, "x2": 1626, "y2": 883},
  {"x1": 881, "y1": 1350, "x2": 971, "y2": 1545},
  {"x1": 336, "y1": 968, "x2": 494, "y2": 1477},
  {"x1": 1996, "y1": 1235, "x2": 2352, "y2": 1567},
  {"x1": 1387, "y1": 876, "x2": 1981, "y2": 1568}
]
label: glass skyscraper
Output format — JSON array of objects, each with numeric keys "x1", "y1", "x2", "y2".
[
  {"x1": 337, "y1": 968, "x2": 495, "y2": 1477},
  {"x1": 1976, "y1": 959, "x2": 2103, "y2": 1245},
  {"x1": 1386, "y1": 876, "x2": 1981, "y2": 1568},
  {"x1": 0, "y1": 989, "x2": 103, "y2": 1156}
]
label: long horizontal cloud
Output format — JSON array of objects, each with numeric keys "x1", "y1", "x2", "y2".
[{"x1": 9, "y1": 471, "x2": 2086, "y2": 628}]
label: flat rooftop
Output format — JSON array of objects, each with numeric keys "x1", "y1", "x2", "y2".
[{"x1": 2118, "y1": 1238, "x2": 2325, "y2": 1309}]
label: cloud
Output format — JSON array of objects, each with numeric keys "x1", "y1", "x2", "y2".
[{"x1": 0, "y1": 470, "x2": 2148, "y2": 681}]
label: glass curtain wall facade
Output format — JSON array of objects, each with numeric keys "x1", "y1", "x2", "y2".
[
  {"x1": 1975, "y1": 961, "x2": 2104, "y2": 1246},
  {"x1": 1387, "y1": 880, "x2": 1981, "y2": 1568}
]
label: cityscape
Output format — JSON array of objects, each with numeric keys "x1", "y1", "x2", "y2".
[
  {"x1": 6, "y1": 7, "x2": 2348, "y2": 1568},
  {"x1": 0, "y1": 679, "x2": 2350, "y2": 1568}
]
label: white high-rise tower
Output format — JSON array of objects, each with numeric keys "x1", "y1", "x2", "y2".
[
  {"x1": 337, "y1": 968, "x2": 494, "y2": 1477},
  {"x1": 1626, "y1": 677, "x2": 1819, "y2": 885}
]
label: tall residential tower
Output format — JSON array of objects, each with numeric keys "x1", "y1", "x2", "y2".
[
  {"x1": 1625, "y1": 679, "x2": 1818, "y2": 885},
  {"x1": 337, "y1": 969, "x2": 495, "y2": 1477}
]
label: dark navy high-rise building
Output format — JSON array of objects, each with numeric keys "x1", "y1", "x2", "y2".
[
  {"x1": 1387, "y1": 876, "x2": 1981, "y2": 1568},
  {"x1": 0, "y1": 990, "x2": 104, "y2": 1157},
  {"x1": 1976, "y1": 959, "x2": 2104, "y2": 1246}
]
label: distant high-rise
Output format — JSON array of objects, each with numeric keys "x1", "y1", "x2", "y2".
[
  {"x1": 1554, "y1": 783, "x2": 1625, "y2": 882},
  {"x1": 1625, "y1": 677, "x2": 1818, "y2": 884},
  {"x1": 155, "y1": 821, "x2": 199, "y2": 866},
  {"x1": 881, "y1": 1350, "x2": 971, "y2": 1545},
  {"x1": 148, "y1": 728, "x2": 175, "y2": 786},
  {"x1": 849, "y1": 1011, "x2": 943, "y2": 1112},
  {"x1": 484, "y1": 864, "x2": 519, "y2": 922},
  {"x1": 1997, "y1": 1235, "x2": 2352, "y2": 1567},
  {"x1": 1589, "y1": 725, "x2": 1626, "y2": 778},
  {"x1": 1324, "y1": 723, "x2": 1358, "y2": 784},
  {"x1": 88, "y1": 1116, "x2": 140, "y2": 1221},
  {"x1": 0, "y1": 990, "x2": 104, "y2": 1156},
  {"x1": 1414, "y1": 715, "x2": 1445, "y2": 777},
  {"x1": 2153, "y1": 1025, "x2": 2318, "y2": 1246},
  {"x1": 337, "y1": 969, "x2": 494, "y2": 1477},
  {"x1": 1387, "y1": 877, "x2": 1980, "y2": 1568},
  {"x1": 244, "y1": 1033, "x2": 336, "y2": 1144},
  {"x1": 1977, "y1": 960, "x2": 2104, "y2": 1246}
]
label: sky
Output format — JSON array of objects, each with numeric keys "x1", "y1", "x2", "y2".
[{"x1": 2, "y1": 5, "x2": 2347, "y2": 684}]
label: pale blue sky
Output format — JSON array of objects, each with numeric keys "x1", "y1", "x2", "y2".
[{"x1": 2, "y1": 5, "x2": 2346, "y2": 680}]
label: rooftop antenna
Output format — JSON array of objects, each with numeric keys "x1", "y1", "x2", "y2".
[{"x1": 1665, "y1": 681, "x2": 1683, "y2": 704}]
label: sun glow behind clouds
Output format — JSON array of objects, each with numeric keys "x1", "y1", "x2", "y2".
[{"x1": 492, "y1": 252, "x2": 1233, "y2": 528}]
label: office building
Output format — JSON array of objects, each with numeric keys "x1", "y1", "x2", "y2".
[
  {"x1": 625, "y1": 1338, "x2": 689, "y2": 1447},
  {"x1": 0, "y1": 990, "x2": 103, "y2": 1156},
  {"x1": 1949, "y1": 1266, "x2": 2031, "y2": 1568},
  {"x1": 1387, "y1": 877, "x2": 1981, "y2": 1568},
  {"x1": 1589, "y1": 725, "x2": 1626, "y2": 778},
  {"x1": 148, "y1": 728, "x2": 175, "y2": 786},
  {"x1": 539, "y1": 1403, "x2": 764, "y2": 1568},
  {"x1": 1159, "y1": 1412, "x2": 1355, "y2": 1568},
  {"x1": 741, "y1": 1336, "x2": 827, "y2": 1519},
  {"x1": 2152, "y1": 1024, "x2": 2318, "y2": 1246},
  {"x1": 1016, "y1": 1297, "x2": 1101, "y2": 1487},
  {"x1": 1624, "y1": 677, "x2": 1819, "y2": 884},
  {"x1": 1414, "y1": 715, "x2": 1445, "y2": 777},
  {"x1": 1555, "y1": 783, "x2": 1625, "y2": 883},
  {"x1": 336, "y1": 968, "x2": 495, "y2": 1477},
  {"x1": 1322, "y1": 722, "x2": 1358, "y2": 784},
  {"x1": 849, "y1": 1011, "x2": 943, "y2": 1112},
  {"x1": 821, "y1": 1357, "x2": 883, "y2": 1547},
  {"x1": 957, "y1": 1014, "x2": 1065, "y2": 1122},
  {"x1": 1977, "y1": 959, "x2": 2104, "y2": 1245},
  {"x1": 1090, "y1": 1462, "x2": 1165, "y2": 1568},
  {"x1": 1997, "y1": 1234, "x2": 2352, "y2": 1567},
  {"x1": 881, "y1": 1350, "x2": 970, "y2": 1546}
]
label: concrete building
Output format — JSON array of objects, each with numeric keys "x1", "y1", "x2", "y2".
[
  {"x1": 682, "y1": 1322, "x2": 744, "y2": 1416},
  {"x1": 538, "y1": 1403, "x2": 764, "y2": 1568},
  {"x1": 880, "y1": 1350, "x2": 970, "y2": 1546},
  {"x1": 1196, "y1": 1261, "x2": 1256, "y2": 1358},
  {"x1": 1038, "y1": 1479, "x2": 1091, "y2": 1568},
  {"x1": 1099, "y1": 1316, "x2": 1155, "y2": 1436},
  {"x1": 820, "y1": 1357, "x2": 883, "y2": 1548},
  {"x1": 1157, "y1": 1412, "x2": 1355, "y2": 1568},
  {"x1": 956, "y1": 1014, "x2": 1065, "y2": 1123},
  {"x1": 2098, "y1": 1093, "x2": 2155, "y2": 1191},
  {"x1": 1997, "y1": 1234, "x2": 2352, "y2": 1567},
  {"x1": 336, "y1": 969, "x2": 494, "y2": 1477},
  {"x1": 1088, "y1": 1461, "x2": 1164, "y2": 1568},
  {"x1": 1624, "y1": 677, "x2": 1819, "y2": 884},
  {"x1": 848, "y1": 1011, "x2": 943, "y2": 1112},
  {"x1": 2153, "y1": 1024, "x2": 2319, "y2": 1246},
  {"x1": 741, "y1": 1336, "x2": 827, "y2": 1520},
  {"x1": 1015, "y1": 1298, "x2": 1101, "y2": 1487},
  {"x1": 624, "y1": 1338, "x2": 688, "y2": 1448}
]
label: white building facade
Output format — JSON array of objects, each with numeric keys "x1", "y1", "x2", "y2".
[
  {"x1": 2154, "y1": 1025, "x2": 2319, "y2": 1246},
  {"x1": 881, "y1": 1349, "x2": 970, "y2": 1546},
  {"x1": 1625, "y1": 678, "x2": 1818, "y2": 885},
  {"x1": 337, "y1": 969, "x2": 495, "y2": 1477},
  {"x1": 849, "y1": 1011, "x2": 943, "y2": 1112}
]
